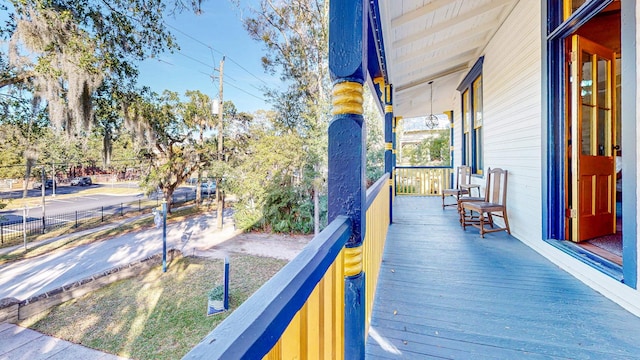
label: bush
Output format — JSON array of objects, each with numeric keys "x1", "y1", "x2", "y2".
[
  {"x1": 233, "y1": 180, "x2": 328, "y2": 234},
  {"x1": 208, "y1": 285, "x2": 224, "y2": 301}
]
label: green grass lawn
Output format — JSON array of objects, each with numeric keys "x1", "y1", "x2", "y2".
[{"x1": 21, "y1": 255, "x2": 287, "y2": 360}]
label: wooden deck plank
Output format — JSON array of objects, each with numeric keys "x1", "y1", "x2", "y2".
[{"x1": 365, "y1": 197, "x2": 640, "y2": 359}]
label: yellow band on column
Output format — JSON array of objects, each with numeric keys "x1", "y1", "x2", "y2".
[
  {"x1": 344, "y1": 246, "x2": 363, "y2": 276},
  {"x1": 385, "y1": 105, "x2": 393, "y2": 114},
  {"x1": 385, "y1": 142, "x2": 392, "y2": 150},
  {"x1": 332, "y1": 82, "x2": 364, "y2": 115},
  {"x1": 388, "y1": 179, "x2": 393, "y2": 186}
]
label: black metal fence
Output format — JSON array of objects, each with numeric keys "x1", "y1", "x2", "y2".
[{"x1": 0, "y1": 191, "x2": 200, "y2": 247}]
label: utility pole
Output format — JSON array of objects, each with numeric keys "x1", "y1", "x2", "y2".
[
  {"x1": 41, "y1": 167, "x2": 46, "y2": 233},
  {"x1": 216, "y1": 57, "x2": 225, "y2": 230}
]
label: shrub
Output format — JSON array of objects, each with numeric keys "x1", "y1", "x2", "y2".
[{"x1": 208, "y1": 285, "x2": 224, "y2": 301}]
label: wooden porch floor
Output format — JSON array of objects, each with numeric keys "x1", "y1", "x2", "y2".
[{"x1": 366, "y1": 196, "x2": 640, "y2": 359}]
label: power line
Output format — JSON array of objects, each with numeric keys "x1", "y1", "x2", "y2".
[
  {"x1": 225, "y1": 56, "x2": 270, "y2": 87},
  {"x1": 196, "y1": 71, "x2": 264, "y2": 101},
  {"x1": 176, "y1": 51, "x2": 215, "y2": 70},
  {"x1": 156, "y1": 58, "x2": 175, "y2": 66},
  {"x1": 163, "y1": 21, "x2": 271, "y2": 86},
  {"x1": 223, "y1": 80, "x2": 265, "y2": 101}
]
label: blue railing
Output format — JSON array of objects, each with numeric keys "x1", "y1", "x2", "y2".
[{"x1": 184, "y1": 173, "x2": 391, "y2": 359}]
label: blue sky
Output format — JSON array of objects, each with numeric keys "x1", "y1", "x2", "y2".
[{"x1": 137, "y1": 1, "x2": 280, "y2": 113}]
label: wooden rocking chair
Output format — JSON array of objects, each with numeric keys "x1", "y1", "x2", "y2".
[
  {"x1": 460, "y1": 168, "x2": 510, "y2": 238},
  {"x1": 441, "y1": 166, "x2": 471, "y2": 209}
]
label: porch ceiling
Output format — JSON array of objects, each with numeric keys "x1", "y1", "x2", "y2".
[{"x1": 377, "y1": 0, "x2": 520, "y2": 118}]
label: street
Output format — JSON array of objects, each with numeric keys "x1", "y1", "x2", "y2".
[{"x1": 0, "y1": 184, "x2": 197, "y2": 224}]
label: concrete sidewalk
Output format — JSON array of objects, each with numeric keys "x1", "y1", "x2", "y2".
[
  {"x1": 0, "y1": 212, "x2": 152, "y2": 257},
  {"x1": 0, "y1": 209, "x2": 236, "y2": 300},
  {"x1": 0, "y1": 323, "x2": 126, "y2": 360},
  {"x1": 0, "y1": 208, "x2": 237, "y2": 359}
]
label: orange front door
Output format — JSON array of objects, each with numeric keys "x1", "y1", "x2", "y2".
[{"x1": 569, "y1": 35, "x2": 616, "y2": 242}]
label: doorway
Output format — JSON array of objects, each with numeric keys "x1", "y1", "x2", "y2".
[{"x1": 565, "y1": 2, "x2": 622, "y2": 265}]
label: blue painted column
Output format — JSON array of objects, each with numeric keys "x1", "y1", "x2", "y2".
[
  {"x1": 328, "y1": 0, "x2": 367, "y2": 358},
  {"x1": 392, "y1": 116, "x2": 400, "y2": 198},
  {"x1": 445, "y1": 110, "x2": 454, "y2": 186},
  {"x1": 162, "y1": 199, "x2": 167, "y2": 272},
  {"x1": 383, "y1": 83, "x2": 394, "y2": 222}
]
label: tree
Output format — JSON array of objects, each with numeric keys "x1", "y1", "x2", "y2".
[
  {"x1": 93, "y1": 79, "x2": 130, "y2": 168},
  {"x1": 427, "y1": 130, "x2": 451, "y2": 165},
  {"x1": 239, "y1": 0, "x2": 330, "y2": 234},
  {"x1": 125, "y1": 88, "x2": 198, "y2": 212},
  {"x1": 182, "y1": 90, "x2": 215, "y2": 205},
  {"x1": 1, "y1": 0, "x2": 201, "y2": 134},
  {"x1": 0, "y1": 93, "x2": 49, "y2": 194},
  {"x1": 2, "y1": 0, "x2": 203, "y2": 197},
  {"x1": 403, "y1": 130, "x2": 450, "y2": 166},
  {"x1": 229, "y1": 119, "x2": 314, "y2": 232},
  {"x1": 363, "y1": 87, "x2": 385, "y2": 186}
]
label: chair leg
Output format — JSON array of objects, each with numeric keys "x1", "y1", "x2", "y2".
[
  {"x1": 502, "y1": 210, "x2": 511, "y2": 234},
  {"x1": 460, "y1": 206, "x2": 468, "y2": 230},
  {"x1": 442, "y1": 193, "x2": 445, "y2": 209},
  {"x1": 478, "y1": 212, "x2": 486, "y2": 238}
]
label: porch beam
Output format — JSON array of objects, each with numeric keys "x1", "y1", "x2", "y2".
[
  {"x1": 391, "y1": 0, "x2": 452, "y2": 28},
  {"x1": 393, "y1": 0, "x2": 512, "y2": 49},
  {"x1": 393, "y1": 23, "x2": 494, "y2": 65},
  {"x1": 393, "y1": 48, "x2": 478, "y2": 87},
  {"x1": 394, "y1": 63, "x2": 469, "y2": 93}
]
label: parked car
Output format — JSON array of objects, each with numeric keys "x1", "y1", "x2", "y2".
[
  {"x1": 33, "y1": 179, "x2": 56, "y2": 189},
  {"x1": 200, "y1": 182, "x2": 216, "y2": 195},
  {"x1": 71, "y1": 176, "x2": 92, "y2": 186}
]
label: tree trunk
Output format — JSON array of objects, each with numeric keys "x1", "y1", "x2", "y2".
[
  {"x1": 102, "y1": 129, "x2": 112, "y2": 168},
  {"x1": 164, "y1": 187, "x2": 175, "y2": 214},
  {"x1": 216, "y1": 179, "x2": 223, "y2": 230},
  {"x1": 314, "y1": 181, "x2": 320, "y2": 235},
  {"x1": 195, "y1": 170, "x2": 202, "y2": 206}
]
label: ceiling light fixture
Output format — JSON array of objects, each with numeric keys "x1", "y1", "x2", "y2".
[{"x1": 425, "y1": 81, "x2": 438, "y2": 129}]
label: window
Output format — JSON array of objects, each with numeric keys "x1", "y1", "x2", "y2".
[{"x1": 458, "y1": 57, "x2": 484, "y2": 175}]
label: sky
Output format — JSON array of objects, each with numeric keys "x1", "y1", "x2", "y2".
[{"x1": 137, "y1": 0, "x2": 280, "y2": 113}]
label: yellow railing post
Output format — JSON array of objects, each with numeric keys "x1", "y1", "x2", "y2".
[{"x1": 395, "y1": 167, "x2": 452, "y2": 196}]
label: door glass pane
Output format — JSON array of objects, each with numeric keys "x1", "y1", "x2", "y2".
[
  {"x1": 581, "y1": 51, "x2": 593, "y2": 105},
  {"x1": 463, "y1": 90, "x2": 470, "y2": 132},
  {"x1": 475, "y1": 127, "x2": 482, "y2": 172},
  {"x1": 473, "y1": 76, "x2": 483, "y2": 127},
  {"x1": 571, "y1": 0, "x2": 588, "y2": 12},
  {"x1": 616, "y1": 57, "x2": 621, "y2": 153},
  {"x1": 462, "y1": 90, "x2": 470, "y2": 165},
  {"x1": 464, "y1": 133, "x2": 470, "y2": 165},
  {"x1": 597, "y1": 108, "x2": 610, "y2": 156},
  {"x1": 597, "y1": 56, "x2": 608, "y2": 108},
  {"x1": 581, "y1": 105, "x2": 592, "y2": 155},
  {"x1": 565, "y1": 0, "x2": 589, "y2": 19}
]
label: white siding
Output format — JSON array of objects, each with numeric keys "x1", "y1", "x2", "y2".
[
  {"x1": 483, "y1": 0, "x2": 542, "y2": 242},
  {"x1": 452, "y1": 0, "x2": 542, "y2": 242}
]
